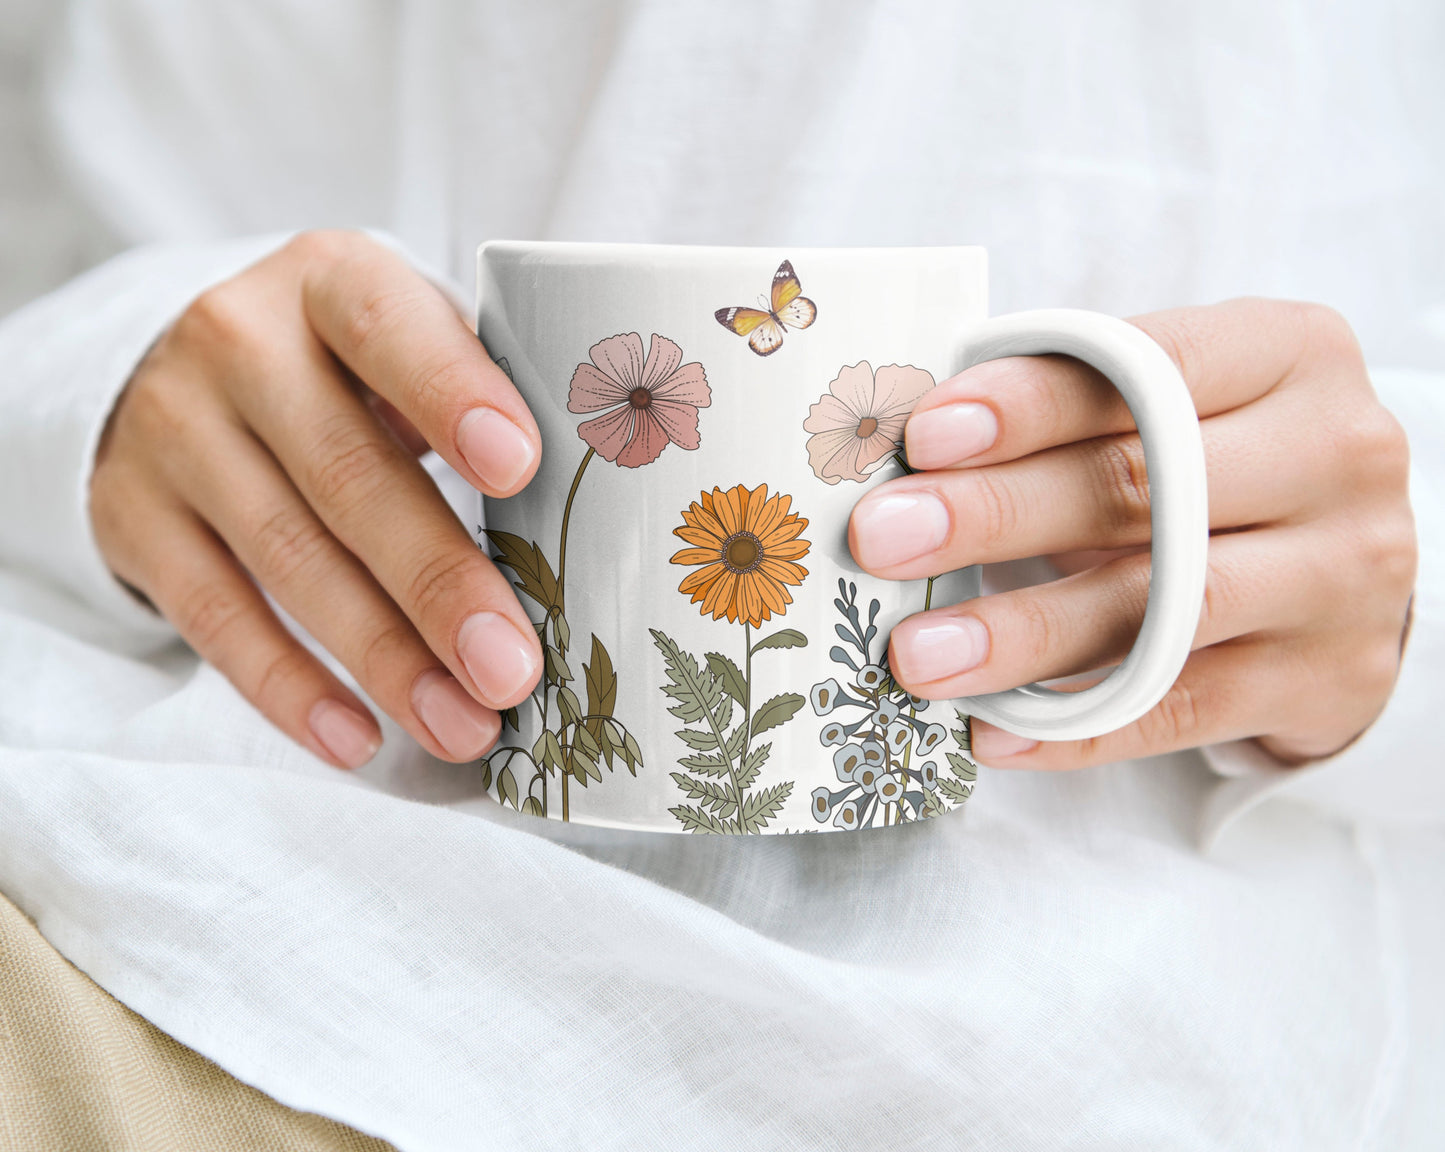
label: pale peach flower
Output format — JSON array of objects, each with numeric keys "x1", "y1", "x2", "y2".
[{"x1": 803, "y1": 362, "x2": 935, "y2": 484}]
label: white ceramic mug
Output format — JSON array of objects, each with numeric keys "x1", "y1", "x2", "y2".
[{"x1": 475, "y1": 242, "x2": 1207, "y2": 834}]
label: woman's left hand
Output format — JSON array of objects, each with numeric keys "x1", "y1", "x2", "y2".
[{"x1": 848, "y1": 298, "x2": 1417, "y2": 768}]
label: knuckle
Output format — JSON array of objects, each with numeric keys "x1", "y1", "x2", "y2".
[
  {"x1": 308, "y1": 418, "x2": 396, "y2": 511},
  {"x1": 173, "y1": 580, "x2": 250, "y2": 653},
  {"x1": 1138, "y1": 311, "x2": 1208, "y2": 387},
  {"x1": 404, "y1": 546, "x2": 481, "y2": 624},
  {"x1": 1298, "y1": 301, "x2": 1363, "y2": 363},
  {"x1": 965, "y1": 471, "x2": 1020, "y2": 549},
  {"x1": 252, "y1": 645, "x2": 319, "y2": 711},
  {"x1": 178, "y1": 282, "x2": 263, "y2": 352},
  {"x1": 1350, "y1": 406, "x2": 1411, "y2": 487},
  {"x1": 402, "y1": 353, "x2": 469, "y2": 417},
  {"x1": 1196, "y1": 550, "x2": 1241, "y2": 642},
  {"x1": 1141, "y1": 676, "x2": 1204, "y2": 750},
  {"x1": 354, "y1": 619, "x2": 420, "y2": 690},
  {"x1": 284, "y1": 228, "x2": 363, "y2": 266},
  {"x1": 250, "y1": 505, "x2": 334, "y2": 586},
  {"x1": 341, "y1": 280, "x2": 426, "y2": 359},
  {"x1": 1364, "y1": 511, "x2": 1419, "y2": 596},
  {"x1": 1013, "y1": 594, "x2": 1067, "y2": 668},
  {"x1": 1092, "y1": 436, "x2": 1152, "y2": 533}
]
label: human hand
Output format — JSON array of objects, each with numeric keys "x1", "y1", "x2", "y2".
[
  {"x1": 849, "y1": 299, "x2": 1416, "y2": 768},
  {"x1": 91, "y1": 231, "x2": 545, "y2": 769}
]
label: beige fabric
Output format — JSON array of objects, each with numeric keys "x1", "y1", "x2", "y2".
[{"x1": 0, "y1": 892, "x2": 392, "y2": 1152}]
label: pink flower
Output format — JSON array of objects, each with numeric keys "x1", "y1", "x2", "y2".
[
  {"x1": 803, "y1": 362, "x2": 935, "y2": 484},
  {"x1": 567, "y1": 333, "x2": 711, "y2": 468}
]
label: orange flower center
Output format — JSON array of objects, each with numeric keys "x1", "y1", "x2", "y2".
[
  {"x1": 855, "y1": 416, "x2": 879, "y2": 438},
  {"x1": 721, "y1": 531, "x2": 762, "y2": 573}
]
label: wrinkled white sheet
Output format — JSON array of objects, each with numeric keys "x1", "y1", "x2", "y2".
[{"x1": 1, "y1": 1, "x2": 1443, "y2": 1148}]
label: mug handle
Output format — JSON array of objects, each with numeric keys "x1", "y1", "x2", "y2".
[{"x1": 952, "y1": 309, "x2": 1209, "y2": 742}]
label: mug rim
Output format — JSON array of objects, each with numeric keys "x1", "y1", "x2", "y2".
[{"x1": 479, "y1": 239, "x2": 988, "y2": 264}]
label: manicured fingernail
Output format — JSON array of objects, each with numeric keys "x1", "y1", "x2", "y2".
[
  {"x1": 457, "y1": 407, "x2": 536, "y2": 491},
  {"x1": 457, "y1": 611, "x2": 541, "y2": 707},
  {"x1": 892, "y1": 615, "x2": 990, "y2": 684},
  {"x1": 307, "y1": 699, "x2": 381, "y2": 769},
  {"x1": 906, "y1": 402, "x2": 998, "y2": 469},
  {"x1": 411, "y1": 669, "x2": 499, "y2": 760},
  {"x1": 851, "y1": 491, "x2": 950, "y2": 569},
  {"x1": 972, "y1": 722, "x2": 1038, "y2": 762}
]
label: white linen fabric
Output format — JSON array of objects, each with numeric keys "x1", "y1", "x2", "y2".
[{"x1": 0, "y1": 1, "x2": 1442, "y2": 1148}]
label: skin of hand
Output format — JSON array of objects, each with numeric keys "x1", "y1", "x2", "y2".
[
  {"x1": 852, "y1": 298, "x2": 1418, "y2": 769},
  {"x1": 91, "y1": 230, "x2": 547, "y2": 770}
]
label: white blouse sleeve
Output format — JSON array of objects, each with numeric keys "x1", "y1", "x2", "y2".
[
  {"x1": 0, "y1": 235, "x2": 290, "y2": 650},
  {"x1": 1199, "y1": 367, "x2": 1445, "y2": 842}
]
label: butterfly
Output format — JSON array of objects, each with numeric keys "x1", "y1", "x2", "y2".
[{"x1": 715, "y1": 260, "x2": 817, "y2": 356}]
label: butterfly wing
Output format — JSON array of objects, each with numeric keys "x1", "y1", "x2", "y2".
[
  {"x1": 769, "y1": 260, "x2": 816, "y2": 331},
  {"x1": 775, "y1": 294, "x2": 816, "y2": 331},
  {"x1": 746, "y1": 316, "x2": 785, "y2": 356},
  {"x1": 716, "y1": 305, "x2": 785, "y2": 356}
]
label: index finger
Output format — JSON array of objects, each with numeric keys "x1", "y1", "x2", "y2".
[
  {"x1": 294, "y1": 230, "x2": 542, "y2": 496},
  {"x1": 903, "y1": 297, "x2": 1355, "y2": 471}
]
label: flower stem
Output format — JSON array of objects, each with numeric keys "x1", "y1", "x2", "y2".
[
  {"x1": 742, "y1": 622, "x2": 752, "y2": 761},
  {"x1": 556, "y1": 447, "x2": 595, "y2": 621}
]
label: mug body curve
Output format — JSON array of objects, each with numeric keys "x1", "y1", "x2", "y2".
[{"x1": 476, "y1": 242, "x2": 988, "y2": 834}]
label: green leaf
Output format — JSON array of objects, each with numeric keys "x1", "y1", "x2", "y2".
[
  {"x1": 953, "y1": 710, "x2": 973, "y2": 751},
  {"x1": 669, "y1": 804, "x2": 730, "y2": 834},
  {"x1": 531, "y1": 732, "x2": 549, "y2": 766},
  {"x1": 485, "y1": 530, "x2": 559, "y2": 612},
  {"x1": 556, "y1": 685, "x2": 583, "y2": 726},
  {"x1": 678, "y1": 752, "x2": 730, "y2": 778},
  {"x1": 479, "y1": 759, "x2": 493, "y2": 790},
  {"x1": 583, "y1": 634, "x2": 618, "y2": 720},
  {"x1": 735, "y1": 742, "x2": 771, "y2": 791},
  {"x1": 497, "y1": 765, "x2": 520, "y2": 809},
  {"x1": 945, "y1": 751, "x2": 978, "y2": 783},
  {"x1": 738, "y1": 781, "x2": 794, "y2": 833},
  {"x1": 750, "y1": 692, "x2": 806, "y2": 738},
  {"x1": 501, "y1": 707, "x2": 520, "y2": 733},
  {"x1": 724, "y1": 722, "x2": 747, "y2": 763},
  {"x1": 750, "y1": 628, "x2": 808, "y2": 654},
  {"x1": 551, "y1": 610, "x2": 571, "y2": 653},
  {"x1": 543, "y1": 730, "x2": 565, "y2": 772},
  {"x1": 623, "y1": 730, "x2": 643, "y2": 772},
  {"x1": 705, "y1": 652, "x2": 748, "y2": 705},
  {"x1": 574, "y1": 723, "x2": 601, "y2": 760},
  {"x1": 674, "y1": 729, "x2": 720, "y2": 751},
  {"x1": 670, "y1": 773, "x2": 738, "y2": 818},
  {"x1": 544, "y1": 646, "x2": 574, "y2": 684},
  {"x1": 651, "y1": 629, "x2": 727, "y2": 725},
  {"x1": 937, "y1": 776, "x2": 972, "y2": 804},
  {"x1": 521, "y1": 796, "x2": 544, "y2": 817}
]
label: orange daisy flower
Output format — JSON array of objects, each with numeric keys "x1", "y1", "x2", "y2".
[{"x1": 670, "y1": 483, "x2": 811, "y2": 628}]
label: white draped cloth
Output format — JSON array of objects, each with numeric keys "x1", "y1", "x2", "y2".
[{"x1": 1, "y1": 2, "x2": 1443, "y2": 1148}]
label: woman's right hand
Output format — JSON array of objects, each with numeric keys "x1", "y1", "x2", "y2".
[{"x1": 90, "y1": 230, "x2": 546, "y2": 769}]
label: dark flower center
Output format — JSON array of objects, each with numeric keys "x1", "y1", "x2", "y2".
[
  {"x1": 722, "y1": 531, "x2": 762, "y2": 573},
  {"x1": 628, "y1": 387, "x2": 653, "y2": 409},
  {"x1": 855, "y1": 416, "x2": 879, "y2": 438}
]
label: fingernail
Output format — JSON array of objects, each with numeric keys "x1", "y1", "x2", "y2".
[
  {"x1": 457, "y1": 408, "x2": 536, "y2": 491},
  {"x1": 972, "y1": 722, "x2": 1039, "y2": 762},
  {"x1": 457, "y1": 611, "x2": 541, "y2": 707},
  {"x1": 892, "y1": 615, "x2": 990, "y2": 684},
  {"x1": 307, "y1": 699, "x2": 381, "y2": 769},
  {"x1": 411, "y1": 669, "x2": 499, "y2": 760},
  {"x1": 906, "y1": 402, "x2": 998, "y2": 469},
  {"x1": 851, "y1": 491, "x2": 950, "y2": 569}
]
